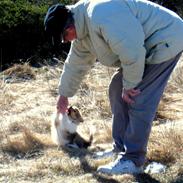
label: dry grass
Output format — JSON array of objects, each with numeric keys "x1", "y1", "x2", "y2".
[
  {"x1": 148, "y1": 122, "x2": 183, "y2": 165},
  {"x1": 2, "y1": 63, "x2": 36, "y2": 81},
  {"x1": 0, "y1": 58, "x2": 183, "y2": 183},
  {"x1": 157, "y1": 60, "x2": 183, "y2": 120},
  {"x1": 1, "y1": 128, "x2": 49, "y2": 158}
]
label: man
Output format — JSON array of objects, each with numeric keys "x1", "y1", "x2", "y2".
[{"x1": 44, "y1": 0, "x2": 183, "y2": 174}]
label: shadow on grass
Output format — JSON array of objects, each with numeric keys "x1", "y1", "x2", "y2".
[
  {"x1": 61, "y1": 146, "x2": 121, "y2": 182},
  {"x1": 61, "y1": 145, "x2": 94, "y2": 170},
  {"x1": 2, "y1": 148, "x2": 44, "y2": 160},
  {"x1": 170, "y1": 175, "x2": 183, "y2": 183},
  {"x1": 1, "y1": 128, "x2": 55, "y2": 160},
  {"x1": 93, "y1": 173, "x2": 122, "y2": 183},
  {"x1": 61, "y1": 147, "x2": 161, "y2": 183},
  {"x1": 135, "y1": 173, "x2": 161, "y2": 183}
]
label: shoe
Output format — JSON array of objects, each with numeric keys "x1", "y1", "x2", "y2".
[
  {"x1": 93, "y1": 149, "x2": 117, "y2": 159},
  {"x1": 97, "y1": 157, "x2": 143, "y2": 175}
]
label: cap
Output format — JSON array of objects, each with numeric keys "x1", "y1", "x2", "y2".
[{"x1": 44, "y1": 4, "x2": 72, "y2": 47}]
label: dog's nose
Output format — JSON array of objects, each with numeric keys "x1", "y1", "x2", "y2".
[{"x1": 79, "y1": 117, "x2": 84, "y2": 123}]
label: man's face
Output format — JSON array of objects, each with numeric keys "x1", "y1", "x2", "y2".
[{"x1": 61, "y1": 25, "x2": 77, "y2": 43}]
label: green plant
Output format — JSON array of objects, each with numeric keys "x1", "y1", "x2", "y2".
[{"x1": 0, "y1": 0, "x2": 74, "y2": 70}]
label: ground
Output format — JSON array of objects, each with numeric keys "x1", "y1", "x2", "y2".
[{"x1": 0, "y1": 58, "x2": 183, "y2": 183}]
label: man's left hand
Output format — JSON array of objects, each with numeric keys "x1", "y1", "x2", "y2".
[{"x1": 122, "y1": 88, "x2": 141, "y2": 104}]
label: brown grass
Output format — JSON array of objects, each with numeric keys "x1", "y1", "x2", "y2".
[
  {"x1": 1, "y1": 128, "x2": 47, "y2": 158},
  {"x1": 157, "y1": 60, "x2": 183, "y2": 120},
  {"x1": 0, "y1": 80, "x2": 17, "y2": 113},
  {"x1": 0, "y1": 58, "x2": 183, "y2": 182},
  {"x1": 3, "y1": 63, "x2": 36, "y2": 81},
  {"x1": 147, "y1": 123, "x2": 183, "y2": 165}
]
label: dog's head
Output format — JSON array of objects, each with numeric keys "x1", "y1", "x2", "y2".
[{"x1": 67, "y1": 106, "x2": 84, "y2": 124}]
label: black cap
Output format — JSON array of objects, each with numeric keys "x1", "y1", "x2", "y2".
[{"x1": 44, "y1": 4, "x2": 72, "y2": 47}]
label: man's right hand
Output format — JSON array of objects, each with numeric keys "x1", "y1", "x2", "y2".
[
  {"x1": 57, "y1": 95, "x2": 69, "y2": 114},
  {"x1": 122, "y1": 88, "x2": 141, "y2": 104}
]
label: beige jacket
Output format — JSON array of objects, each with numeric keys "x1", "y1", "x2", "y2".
[{"x1": 59, "y1": 0, "x2": 183, "y2": 97}]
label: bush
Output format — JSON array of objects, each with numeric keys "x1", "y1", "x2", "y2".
[
  {"x1": 150, "y1": 0, "x2": 183, "y2": 17},
  {"x1": 0, "y1": 0, "x2": 73, "y2": 70},
  {"x1": 0, "y1": 0, "x2": 183, "y2": 70},
  {"x1": 0, "y1": 0, "x2": 46, "y2": 69}
]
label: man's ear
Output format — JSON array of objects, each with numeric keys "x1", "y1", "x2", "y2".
[{"x1": 65, "y1": 25, "x2": 75, "y2": 33}]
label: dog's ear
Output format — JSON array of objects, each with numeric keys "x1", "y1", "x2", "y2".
[
  {"x1": 68, "y1": 106, "x2": 84, "y2": 123},
  {"x1": 67, "y1": 106, "x2": 73, "y2": 115}
]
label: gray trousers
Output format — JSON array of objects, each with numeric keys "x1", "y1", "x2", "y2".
[{"x1": 109, "y1": 53, "x2": 182, "y2": 166}]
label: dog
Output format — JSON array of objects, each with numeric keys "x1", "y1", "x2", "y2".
[{"x1": 51, "y1": 106, "x2": 92, "y2": 148}]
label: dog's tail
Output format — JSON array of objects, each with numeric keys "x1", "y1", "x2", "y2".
[{"x1": 73, "y1": 132, "x2": 93, "y2": 149}]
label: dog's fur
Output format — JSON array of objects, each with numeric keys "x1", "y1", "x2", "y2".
[{"x1": 51, "y1": 106, "x2": 92, "y2": 148}]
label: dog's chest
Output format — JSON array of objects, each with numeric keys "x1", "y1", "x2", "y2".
[{"x1": 60, "y1": 115, "x2": 77, "y2": 133}]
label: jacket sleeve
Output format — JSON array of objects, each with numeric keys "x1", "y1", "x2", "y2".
[
  {"x1": 98, "y1": 13, "x2": 146, "y2": 89},
  {"x1": 59, "y1": 39, "x2": 96, "y2": 97}
]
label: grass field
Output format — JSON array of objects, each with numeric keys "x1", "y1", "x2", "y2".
[{"x1": 0, "y1": 57, "x2": 183, "y2": 183}]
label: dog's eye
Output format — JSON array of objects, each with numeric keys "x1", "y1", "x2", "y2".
[{"x1": 73, "y1": 109, "x2": 78, "y2": 113}]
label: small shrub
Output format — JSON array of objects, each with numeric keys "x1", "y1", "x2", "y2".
[
  {"x1": 2, "y1": 128, "x2": 45, "y2": 158},
  {"x1": 3, "y1": 63, "x2": 36, "y2": 81},
  {"x1": 150, "y1": 0, "x2": 183, "y2": 17},
  {"x1": 0, "y1": 0, "x2": 74, "y2": 70},
  {"x1": 147, "y1": 126, "x2": 183, "y2": 165}
]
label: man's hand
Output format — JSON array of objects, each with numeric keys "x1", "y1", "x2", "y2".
[
  {"x1": 122, "y1": 88, "x2": 141, "y2": 104},
  {"x1": 57, "y1": 95, "x2": 69, "y2": 114}
]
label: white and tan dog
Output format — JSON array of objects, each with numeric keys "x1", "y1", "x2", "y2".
[{"x1": 51, "y1": 106, "x2": 92, "y2": 148}]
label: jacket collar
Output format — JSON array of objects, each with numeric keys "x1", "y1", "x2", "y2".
[{"x1": 67, "y1": 4, "x2": 88, "y2": 40}]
